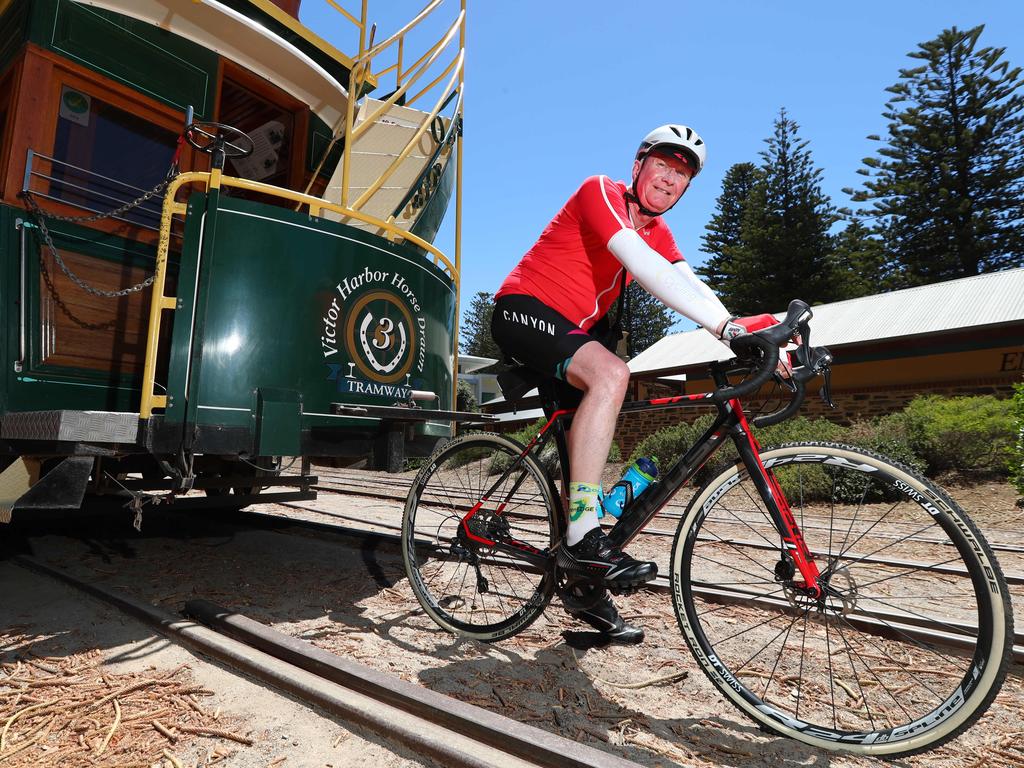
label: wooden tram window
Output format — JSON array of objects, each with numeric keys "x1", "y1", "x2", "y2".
[
  {"x1": 0, "y1": 67, "x2": 15, "y2": 195},
  {"x1": 220, "y1": 78, "x2": 295, "y2": 184},
  {"x1": 3, "y1": 45, "x2": 191, "y2": 240},
  {"x1": 4, "y1": 49, "x2": 187, "y2": 382}
]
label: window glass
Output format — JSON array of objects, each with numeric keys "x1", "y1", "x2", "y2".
[{"x1": 50, "y1": 86, "x2": 176, "y2": 228}]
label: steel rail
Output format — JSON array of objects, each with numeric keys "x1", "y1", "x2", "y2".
[
  {"x1": 13, "y1": 555, "x2": 643, "y2": 768},
  {"x1": 315, "y1": 467, "x2": 1024, "y2": 537},
  {"x1": 227, "y1": 507, "x2": 1024, "y2": 663},
  {"x1": 308, "y1": 476, "x2": 1024, "y2": 559}
]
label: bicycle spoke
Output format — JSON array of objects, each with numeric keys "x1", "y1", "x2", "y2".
[
  {"x1": 405, "y1": 436, "x2": 554, "y2": 639},
  {"x1": 691, "y1": 537, "x2": 779, "y2": 580},
  {"x1": 673, "y1": 443, "x2": 1009, "y2": 755},
  {"x1": 852, "y1": 554, "x2": 971, "y2": 591},
  {"x1": 832, "y1": 614, "x2": 955, "y2": 705}
]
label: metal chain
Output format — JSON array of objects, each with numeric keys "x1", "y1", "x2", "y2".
[
  {"x1": 19, "y1": 182, "x2": 171, "y2": 298},
  {"x1": 21, "y1": 178, "x2": 170, "y2": 224}
]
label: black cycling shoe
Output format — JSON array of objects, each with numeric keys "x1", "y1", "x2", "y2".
[
  {"x1": 573, "y1": 592, "x2": 645, "y2": 644},
  {"x1": 556, "y1": 528, "x2": 657, "y2": 587}
]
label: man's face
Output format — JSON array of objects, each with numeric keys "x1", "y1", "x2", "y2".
[{"x1": 631, "y1": 150, "x2": 694, "y2": 214}]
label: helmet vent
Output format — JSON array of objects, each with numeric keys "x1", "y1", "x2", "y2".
[{"x1": 670, "y1": 126, "x2": 682, "y2": 137}]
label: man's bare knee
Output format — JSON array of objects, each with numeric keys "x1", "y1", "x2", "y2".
[
  {"x1": 566, "y1": 342, "x2": 629, "y2": 394},
  {"x1": 586, "y1": 358, "x2": 628, "y2": 400}
]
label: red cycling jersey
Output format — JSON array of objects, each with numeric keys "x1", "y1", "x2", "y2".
[{"x1": 496, "y1": 175, "x2": 684, "y2": 330}]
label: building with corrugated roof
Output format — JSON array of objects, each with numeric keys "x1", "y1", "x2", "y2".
[{"x1": 618, "y1": 268, "x2": 1024, "y2": 455}]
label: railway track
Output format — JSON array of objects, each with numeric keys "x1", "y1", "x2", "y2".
[
  {"x1": 9, "y1": 490, "x2": 1022, "y2": 766},
  {"x1": 312, "y1": 468, "x2": 1024, "y2": 556},
  {"x1": 12, "y1": 554, "x2": 643, "y2": 768},
  {"x1": 242, "y1": 504, "x2": 1024, "y2": 663}
]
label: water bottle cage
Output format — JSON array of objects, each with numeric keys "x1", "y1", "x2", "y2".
[{"x1": 599, "y1": 480, "x2": 634, "y2": 519}]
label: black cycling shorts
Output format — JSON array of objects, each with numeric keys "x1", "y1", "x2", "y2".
[{"x1": 490, "y1": 294, "x2": 602, "y2": 380}]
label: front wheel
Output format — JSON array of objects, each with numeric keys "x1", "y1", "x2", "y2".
[
  {"x1": 402, "y1": 434, "x2": 559, "y2": 642},
  {"x1": 671, "y1": 442, "x2": 1013, "y2": 757}
]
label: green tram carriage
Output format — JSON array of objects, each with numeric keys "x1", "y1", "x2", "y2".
[{"x1": 0, "y1": 0, "x2": 468, "y2": 518}]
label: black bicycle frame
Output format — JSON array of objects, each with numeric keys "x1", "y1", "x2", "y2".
[{"x1": 470, "y1": 370, "x2": 823, "y2": 591}]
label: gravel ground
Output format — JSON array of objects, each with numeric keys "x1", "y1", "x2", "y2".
[{"x1": 1, "y1": 471, "x2": 1021, "y2": 768}]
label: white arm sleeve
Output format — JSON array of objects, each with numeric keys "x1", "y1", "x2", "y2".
[{"x1": 607, "y1": 228, "x2": 731, "y2": 335}]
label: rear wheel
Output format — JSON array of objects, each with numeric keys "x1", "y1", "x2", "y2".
[
  {"x1": 403, "y1": 434, "x2": 559, "y2": 641},
  {"x1": 671, "y1": 442, "x2": 1012, "y2": 757}
]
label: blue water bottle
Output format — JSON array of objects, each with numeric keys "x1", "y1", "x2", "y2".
[{"x1": 601, "y1": 457, "x2": 658, "y2": 518}]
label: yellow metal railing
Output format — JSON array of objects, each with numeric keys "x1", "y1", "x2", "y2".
[
  {"x1": 303, "y1": 1, "x2": 464, "y2": 232},
  {"x1": 304, "y1": 0, "x2": 466, "y2": 416},
  {"x1": 141, "y1": 3, "x2": 467, "y2": 421},
  {"x1": 139, "y1": 169, "x2": 458, "y2": 419}
]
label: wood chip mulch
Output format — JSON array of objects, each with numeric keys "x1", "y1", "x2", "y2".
[{"x1": 0, "y1": 634, "x2": 251, "y2": 768}]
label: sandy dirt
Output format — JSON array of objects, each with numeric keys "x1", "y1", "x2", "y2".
[
  {"x1": 0, "y1": 557, "x2": 445, "y2": 768},
  {"x1": 1, "y1": 470, "x2": 1021, "y2": 768}
]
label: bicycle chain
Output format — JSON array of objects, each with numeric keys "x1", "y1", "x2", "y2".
[{"x1": 19, "y1": 181, "x2": 171, "y2": 299}]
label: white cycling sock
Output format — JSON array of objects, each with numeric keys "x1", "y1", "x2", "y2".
[{"x1": 566, "y1": 481, "x2": 601, "y2": 546}]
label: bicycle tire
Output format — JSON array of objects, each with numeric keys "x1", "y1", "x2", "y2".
[
  {"x1": 403, "y1": 433, "x2": 559, "y2": 642},
  {"x1": 670, "y1": 441, "x2": 1013, "y2": 757}
]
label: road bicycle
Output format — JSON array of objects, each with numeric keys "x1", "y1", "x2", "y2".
[{"x1": 401, "y1": 300, "x2": 1014, "y2": 757}]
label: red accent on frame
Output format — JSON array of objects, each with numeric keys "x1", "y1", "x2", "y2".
[
  {"x1": 649, "y1": 393, "x2": 712, "y2": 405},
  {"x1": 461, "y1": 501, "x2": 495, "y2": 546},
  {"x1": 730, "y1": 400, "x2": 823, "y2": 596},
  {"x1": 458, "y1": 409, "x2": 577, "y2": 548}
]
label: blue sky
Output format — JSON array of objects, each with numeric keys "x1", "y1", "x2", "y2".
[{"x1": 300, "y1": 1, "x2": 1024, "y2": 326}]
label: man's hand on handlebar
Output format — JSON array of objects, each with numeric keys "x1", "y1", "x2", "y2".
[{"x1": 718, "y1": 313, "x2": 795, "y2": 379}]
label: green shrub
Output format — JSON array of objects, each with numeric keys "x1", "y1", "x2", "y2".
[
  {"x1": 844, "y1": 413, "x2": 926, "y2": 475},
  {"x1": 758, "y1": 415, "x2": 846, "y2": 448},
  {"x1": 897, "y1": 395, "x2": 1014, "y2": 477},
  {"x1": 627, "y1": 414, "x2": 925, "y2": 503},
  {"x1": 627, "y1": 414, "x2": 717, "y2": 470},
  {"x1": 506, "y1": 417, "x2": 547, "y2": 447},
  {"x1": 628, "y1": 415, "x2": 847, "y2": 492},
  {"x1": 1011, "y1": 383, "x2": 1024, "y2": 496},
  {"x1": 607, "y1": 440, "x2": 622, "y2": 463},
  {"x1": 488, "y1": 417, "x2": 617, "y2": 476}
]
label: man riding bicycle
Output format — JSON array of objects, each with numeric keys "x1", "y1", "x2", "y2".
[{"x1": 491, "y1": 125, "x2": 779, "y2": 643}]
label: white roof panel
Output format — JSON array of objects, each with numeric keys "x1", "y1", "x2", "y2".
[{"x1": 629, "y1": 268, "x2": 1024, "y2": 375}]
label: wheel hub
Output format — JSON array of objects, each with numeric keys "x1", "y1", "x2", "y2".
[
  {"x1": 465, "y1": 509, "x2": 511, "y2": 541},
  {"x1": 783, "y1": 564, "x2": 859, "y2": 616}
]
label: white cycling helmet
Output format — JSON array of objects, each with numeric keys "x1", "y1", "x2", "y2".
[{"x1": 636, "y1": 124, "x2": 706, "y2": 177}]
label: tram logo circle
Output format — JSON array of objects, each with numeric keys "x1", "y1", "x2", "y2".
[{"x1": 344, "y1": 290, "x2": 417, "y2": 383}]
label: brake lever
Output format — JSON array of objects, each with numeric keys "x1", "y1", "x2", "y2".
[
  {"x1": 773, "y1": 371, "x2": 798, "y2": 393},
  {"x1": 819, "y1": 366, "x2": 836, "y2": 409}
]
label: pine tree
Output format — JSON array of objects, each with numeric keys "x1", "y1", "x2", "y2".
[
  {"x1": 697, "y1": 162, "x2": 759, "y2": 294},
  {"x1": 459, "y1": 291, "x2": 502, "y2": 362},
  {"x1": 831, "y1": 217, "x2": 891, "y2": 299},
  {"x1": 847, "y1": 25, "x2": 1024, "y2": 285},
  {"x1": 724, "y1": 109, "x2": 839, "y2": 315},
  {"x1": 621, "y1": 281, "x2": 674, "y2": 358}
]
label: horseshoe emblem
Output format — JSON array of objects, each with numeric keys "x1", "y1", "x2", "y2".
[
  {"x1": 344, "y1": 290, "x2": 417, "y2": 383},
  {"x1": 359, "y1": 312, "x2": 408, "y2": 373}
]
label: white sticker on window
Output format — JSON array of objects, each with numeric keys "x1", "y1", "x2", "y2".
[{"x1": 59, "y1": 87, "x2": 91, "y2": 127}]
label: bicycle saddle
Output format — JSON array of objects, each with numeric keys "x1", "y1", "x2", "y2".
[{"x1": 496, "y1": 366, "x2": 583, "y2": 410}]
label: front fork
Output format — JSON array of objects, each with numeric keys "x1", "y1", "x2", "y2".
[{"x1": 729, "y1": 400, "x2": 823, "y2": 598}]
